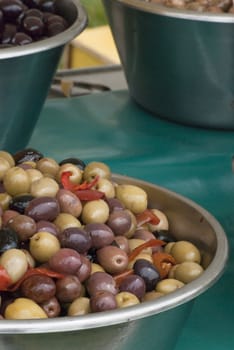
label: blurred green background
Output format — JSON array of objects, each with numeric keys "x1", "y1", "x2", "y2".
[{"x1": 80, "y1": 0, "x2": 108, "y2": 27}]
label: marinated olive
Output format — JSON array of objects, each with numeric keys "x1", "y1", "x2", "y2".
[
  {"x1": 59, "y1": 227, "x2": 92, "y2": 254},
  {"x1": 156, "y1": 278, "x2": 185, "y2": 294},
  {"x1": 83, "y1": 161, "x2": 111, "y2": 181},
  {"x1": 173, "y1": 261, "x2": 204, "y2": 283},
  {"x1": 9, "y1": 194, "x2": 34, "y2": 214},
  {"x1": 115, "y1": 184, "x2": 147, "y2": 214},
  {"x1": 48, "y1": 248, "x2": 82, "y2": 275},
  {"x1": 25, "y1": 197, "x2": 60, "y2": 222},
  {"x1": 0, "y1": 227, "x2": 19, "y2": 253},
  {"x1": 13, "y1": 148, "x2": 43, "y2": 165},
  {"x1": 0, "y1": 157, "x2": 11, "y2": 181},
  {"x1": 107, "y1": 209, "x2": 132, "y2": 236},
  {"x1": 116, "y1": 291, "x2": 140, "y2": 308},
  {"x1": 68, "y1": 296, "x2": 90, "y2": 316},
  {"x1": 4, "y1": 298, "x2": 47, "y2": 319},
  {"x1": 81, "y1": 199, "x2": 109, "y2": 224},
  {"x1": 0, "y1": 248, "x2": 28, "y2": 283},
  {"x1": 30, "y1": 177, "x2": 59, "y2": 197},
  {"x1": 170, "y1": 241, "x2": 201, "y2": 264},
  {"x1": 8, "y1": 214, "x2": 37, "y2": 241},
  {"x1": 56, "y1": 189, "x2": 82, "y2": 217},
  {"x1": 96, "y1": 245, "x2": 129, "y2": 275},
  {"x1": 59, "y1": 157, "x2": 86, "y2": 170},
  {"x1": 53, "y1": 213, "x2": 82, "y2": 231},
  {"x1": 29, "y1": 231, "x2": 60, "y2": 263},
  {"x1": 84, "y1": 223, "x2": 115, "y2": 249},
  {"x1": 20, "y1": 275, "x2": 56, "y2": 303},
  {"x1": 56, "y1": 275, "x2": 82, "y2": 303},
  {"x1": 133, "y1": 259, "x2": 161, "y2": 292},
  {"x1": 36, "y1": 157, "x2": 59, "y2": 178},
  {"x1": 40, "y1": 296, "x2": 61, "y2": 318},
  {"x1": 119, "y1": 274, "x2": 146, "y2": 300},
  {"x1": 86, "y1": 271, "x2": 118, "y2": 296},
  {"x1": 3, "y1": 167, "x2": 30, "y2": 196},
  {"x1": 0, "y1": 151, "x2": 15, "y2": 167}
]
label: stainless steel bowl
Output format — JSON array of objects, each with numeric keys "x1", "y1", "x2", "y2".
[
  {"x1": 0, "y1": 174, "x2": 228, "y2": 350},
  {"x1": 0, "y1": 0, "x2": 87, "y2": 153},
  {"x1": 102, "y1": 0, "x2": 234, "y2": 129}
]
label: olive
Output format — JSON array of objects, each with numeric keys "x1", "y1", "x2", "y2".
[
  {"x1": 36, "y1": 220, "x2": 59, "y2": 237},
  {"x1": 56, "y1": 275, "x2": 82, "y2": 303},
  {"x1": 153, "y1": 230, "x2": 175, "y2": 244},
  {"x1": 91, "y1": 262, "x2": 105, "y2": 274},
  {"x1": 40, "y1": 0, "x2": 56, "y2": 13},
  {"x1": 0, "y1": 192, "x2": 12, "y2": 210},
  {"x1": 8, "y1": 214, "x2": 37, "y2": 241},
  {"x1": 133, "y1": 259, "x2": 160, "y2": 292},
  {"x1": 68, "y1": 297, "x2": 90, "y2": 316},
  {"x1": 25, "y1": 196, "x2": 60, "y2": 222},
  {"x1": 29, "y1": 231, "x2": 60, "y2": 263},
  {"x1": 57, "y1": 163, "x2": 82, "y2": 185},
  {"x1": 0, "y1": 151, "x2": 15, "y2": 167},
  {"x1": 76, "y1": 255, "x2": 91, "y2": 283},
  {"x1": 3, "y1": 167, "x2": 30, "y2": 196},
  {"x1": 30, "y1": 177, "x2": 59, "y2": 197},
  {"x1": 56, "y1": 189, "x2": 82, "y2": 217},
  {"x1": 143, "y1": 291, "x2": 164, "y2": 302},
  {"x1": 96, "y1": 245, "x2": 129, "y2": 275},
  {"x1": 9, "y1": 194, "x2": 34, "y2": 214},
  {"x1": 0, "y1": 248, "x2": 28, "y2": 283},
  {"x1": 173, "y1": 261, "x2": 204, "y2": 283},
  {"x1": 147, "y1": 209, "x2": 169, "y2": 232},
  {"x1": 115, "y1": 184, "x2": 147, "y2": 214},
  {"x1": 1, "y1": 209, "x2": 19, "y2": 226},
  {"x1": 128, "y1": 252, "x2": 153, "y2": 269},
  {"x1": 113, "y1": 236, "x2": 130, "y2": 254},
  {"x1": 25, "y1": 168, "x2": 43, "y2": 184},
  {"x1": 106, "y1": 209, "x2": 132, "y2": 236},
  {"x1": 59, "y1": 227, "x2": 92, "y2": 254},
  {"x1": 20, "y1": 274, "x2": 56, "y2": 303},
  {"x1": 48, "y1": 248, "x2": 82, "y2": 275},
  {"x1": 58, "y1": 157, "x2": 86, "y2": 170},
  {"x1": 90, "y1": 291, "x2": 117, "y2": 313},
  {"x1": 12, "y1": 32, "x2": 32, "y2": 45},
  {"x1": 119, "y1": 274, "x2": 146, "y2": 300},
  {"x1": 170, "y1": 241, "x2": 201, "y2": 264},
  {"x1": 133, "y1": 228, "x2": 156, "y2": 241},
  {"x1": 86, "y1": 271, "x2": 118, "y2": 296},
  {"x1": 95, "y1": 178, "x2": 115, "y2": 198},
  {"x1": 128, "y1": 238, "x2": 152, "y2": 256},
  {"x1": 0, "y1": 0, "x2": 24, "y2": 21},
  {"x1": 0, "y1": 157, "x2": 11, "y2": 181},
  {"x1": 4, "y1": 298, "x2": 47, "y2": 319},
  {"x1": 116, "y1": 291, "x2": 140, "y2": 308},
  {"x1": 83, "y1": 161, "x2": 111, "y2": 181},
  {"x1": 0, "y1": 227, "x2": 19, "y2": 253},
  {"x1": 40, "y1": 296, "x2": 61, "y2": 318},
  {"x1": 156, "y1": 278, "x2": 185, "y2": 294},
  {"x1": 36, "y1": 157, "x2": 59, "y2": 178},
  {"x1": 105, "y1": 197, "x2": 125, "y2": 212},
  {"x1": 81, "y1": 199, "x2": 109, "y2": 224},
  {"x1": 84, "y1": 223, "x2": 115, "y2": 249},
  {"x1": 53, "y1": 213, "x2": 82, "y2": 231},
  {"x1": 13, "y1": 148, "x2": 43, "y2": 164}
]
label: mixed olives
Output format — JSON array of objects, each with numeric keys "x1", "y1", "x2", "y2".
[
  {"x1": 147, "y1": 0, "x2": 234, "y2": 13},
  {"x1": 0, "y1": 0, "x2": 69, "y2": 48},
  {"x1": 0, "y1": 148, "x2": 205, "y2": 320}
]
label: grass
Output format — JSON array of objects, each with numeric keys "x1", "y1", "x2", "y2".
[{"x1": 80, "y1": 0, "x2": 108, "y2": 27}]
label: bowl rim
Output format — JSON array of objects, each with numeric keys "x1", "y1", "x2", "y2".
[
  {"x1": 0, "y1": 0, "x2": 88, "y2": 60},
  {"x1": 0, "y1": 174, "x2": 229, "y2": 334},
  {"x1": 107, "y1": 0, "x2": 234, "y2": 23}
]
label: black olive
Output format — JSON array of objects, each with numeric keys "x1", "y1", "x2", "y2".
[
  {"x1": 133, "y1": 259, "x2": 160, "y2": 292},
  {"x1": 59, "y1": 158, "x2": 86, "y2": 170},
  {"x1": 0, "y1": 227, "x2": 20, "y2": 253},
  {"x1": 13, "y1": 148, "x2": 44, "y2": 164},
  {"x1": 153, "y1": 230, "x2": 175, "y2": 243},
  {"x1": 9, "y1": 194, "x2": 34, "y2": 214}
]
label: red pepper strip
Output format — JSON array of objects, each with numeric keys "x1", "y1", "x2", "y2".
[
  {"x1": 152, "y1": 252, "x2": 176, "y2": 279},
  {"x1": 61, "y1": 171, "x2": 100, "y2": 192},
  {"x1": 0, "y1": 265, "x2": 12, "y2": 291},
  {"x1": 74, "y1": 189, "x2": 105, "y2": 201},
  {"x1": 128, "y1": 239, "x2": 165, "y2": 262},
  {"x1": 113, "y1": 269, "x2": 134, "y2": 286},
  {"x1": 136, "y1": 209, "x2": 160, "y2": 227},
  {"x1": 7, "y1": 267, "x2": 65, "y2": 292}
]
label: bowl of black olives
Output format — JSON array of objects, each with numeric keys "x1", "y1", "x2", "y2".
[
  {"x1": 0, "y1": 148, "x2": 228, "y2": 350},
  {"x1": 0, "y1": 0, "x2": 87, "y2": 153}
]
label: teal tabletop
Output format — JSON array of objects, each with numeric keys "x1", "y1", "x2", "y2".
[{"x1": 28, "y1": 90, "x2": 234, "y2": 350}]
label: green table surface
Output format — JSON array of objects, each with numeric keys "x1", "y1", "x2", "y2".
[{"x1": 28, "y1": 90, "x2": 234, "y2": 350}]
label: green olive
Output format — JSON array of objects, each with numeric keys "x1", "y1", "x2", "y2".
[
  {"x1": 36, "y1": 157, "x2": 60, "y2": 178},
  {"x1": 115, "y1": 184, "x2": 147, "y2": 214},
  {"x1": 0, "y1": 248, "x2": 28, "y2": 283},
  {"x1": 0, "y1": 192, "x2": 12, "y2": 210},
  {"x1": 68, "y1": 297, "x2": 91, "y2": 316},
  {"x1": 174, "y1": 261, "x2": 204, "y2": 283},
  {"x1": 29, "y1": 231, "x2": 61, "y2": 263},
  {"x1": 170, "y1": 240, "x2": 201, "y2": 264},
  {"x1": 91, "y1": 263, "x2": 105, "y2": 274},
  {"x1": 0, "y1": 151, "x2": 15, "y2": 167},
  {"x1": 147, "y1": 209, "x2": 169, "y2": 232},
  {"x1": 57, "y1": 163, "x2": 82, "y2": 185},
  {"x1": 4, "y1": 298, "x2": 47, "y2": 319},
  {"x1": 53, "y1": 213, "x2": 82, "y2": 231},
  {"x1": 3, "y1": 167, "x2": 30, "y2": 196},
  {"x1": 30, "y1": 177, "x2": 59, "y2": 197},
  {"x1": 143, "y1": 291, "x2": 164, "y2": 302},
  {"x1": 156, "y1": 278, "x2": 185, "y2": 294},
  {"x1": 95, "y1": 178, "x2": 115, "y2": 198},
  {"x1": 81, "y1": 199, "x2": 109, "y2": 224},
  {"x1": 116, "y1": 292, "x2": 140, "y2": 308},
  {"x1": 128, "y1": 252, "x2": 153, "y2": 269},
  {"x1": 26, "y1": 168, "x2": 43, "y2": 184},
  {"x1": 83, "y1": 161, "x2": 111, "y2": 181},
  {"x1": 164, "y1": 242, "x2": 175, "y2": 254},
  {"x1": 0, "y1": 157, "x2": 11, "y2": 181}
]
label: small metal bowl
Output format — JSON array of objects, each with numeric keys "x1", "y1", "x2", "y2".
[
  {"x1": 103, "y1": 0, "x2": 234, "y2": 129},
  {"x1": 0, "y1": 0, "x2": 87, "y2": 153},
  {"x1": 0, "y1": 174, "x2": 228, "y2": 350}
]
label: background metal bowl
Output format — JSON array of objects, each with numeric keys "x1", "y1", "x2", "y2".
[
  {"x1": 0, "y1": 0, "x2": 87, "y2": 153},
  {"x1": 102, "y1": 0, "x2": 234, "y2": 129},
  {"x1": 0, "y1": 174, "x2": 228, "y2": 350}
]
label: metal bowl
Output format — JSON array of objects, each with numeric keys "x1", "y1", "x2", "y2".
[
  {"x1": 0, "y1": 174, "x2": 228, "y2": 350},
  {"x1": 0, "y1": 0, "x2": 87, "y2": 153},
  {"x1": 102, "y1": 0, "x2": 234, "y2": 129}
]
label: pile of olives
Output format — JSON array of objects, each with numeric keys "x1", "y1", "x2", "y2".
[
  {"x1": 147, "y1": 0, "x2": 234, "y2": 13},
  {"x1": 0, "y1": 148, "x2": 205, "y2": 319},
  {"x1": 0, "y1": 0, "x2": 69, "y2": 47}
]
